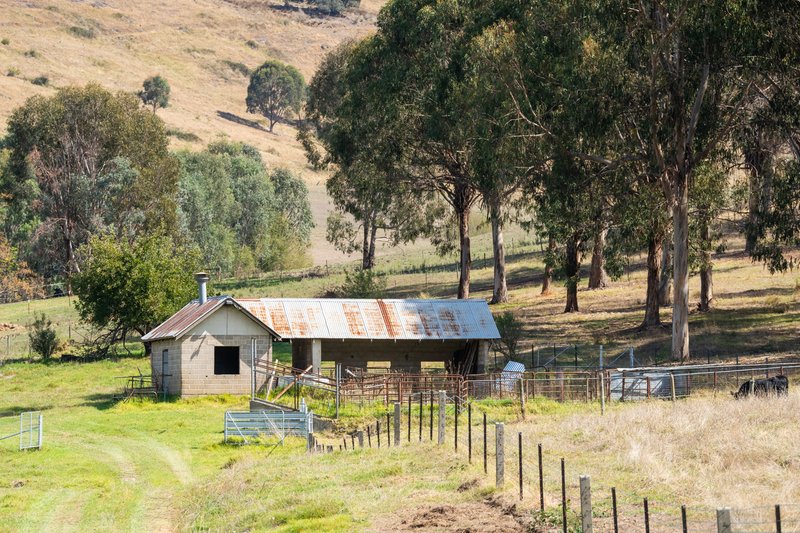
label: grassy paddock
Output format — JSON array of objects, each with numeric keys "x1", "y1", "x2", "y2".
[{"x1": 2, "y1": 357, "x2": 799, "y2": 531}]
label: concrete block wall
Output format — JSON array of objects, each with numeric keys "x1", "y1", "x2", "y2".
[
  {"x1": 179, "y1": 334, "x2": 272, "y2": 396},
  {"x1": 150, "y1": 340, "x2": 183, "y2": 395}
]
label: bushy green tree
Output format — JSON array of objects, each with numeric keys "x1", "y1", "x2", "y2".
[
  {"x1": 138, "y1": 75, "x2": 170, "y2": 113},
  {"x1": 3, "y1": 84, "x2": 179, "y2": 286},
  {"x1": 246, "y1": 60, "x2": 306, "y2": 132},
  {"x1": 176, "y1": 142, "x2": 312, "y2": 275},
  {"x1": 73, "y1": 233, "x2": 201, "y2": 352}
]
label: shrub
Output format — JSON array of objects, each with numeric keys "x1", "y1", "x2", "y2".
[
  {"x1": 222, "y1": 60, "x2": 250, "y2": 77},
  {"x1": 6, "y1": 67, "x2": 20, "y2": 77},
  {"x1": 31, "y1": 75, "x2": 49, "y2": 86},
  {"x1": 24, "y1": 49, "x2": 38, "y2": 58},
  {"x1": 166, "y1": 128, "x2": 201, "y2": 142},
  {"x1": 337, "y1": 269, "x2": 386, "y2": 298},
  {"x1": 245, "y1": 39, "x2": 259, "y2": 49},
  {"x1": 1, "y1": 38, "x2": 9, "y2": 45},
  {"x1": 29, "y1": 312, "x2": 59, "y2": 361},
  {"x1": 67, "y1": 26, "x2": 96, "y2": 39},
  {"x1": 494, "y1": 311, "x2": 524, "y2": 364}
]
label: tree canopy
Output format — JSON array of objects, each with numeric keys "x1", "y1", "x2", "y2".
[
  {"x1": 138, "y1": 75, "x2": 170, "y2": 113},
  {"x1": 246, "y1": 60, "x2": 306, "y2": 132},
  {"x1": 2, "y1": 84, "x2": 179, "y2": 287}
]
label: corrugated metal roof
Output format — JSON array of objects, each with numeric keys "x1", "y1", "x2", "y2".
[
  {"x1": 236, "y1": 298, "x2": 500, "y2": 340},
  {"x1": 141, "y1": 296, "x2": 280, "y2": 342}
]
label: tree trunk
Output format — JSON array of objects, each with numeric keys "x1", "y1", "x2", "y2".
[
  {"x1": 641, "y1": 232, "x2": 662, "y2": 328},
  {"x1": 587, "y1": 228, "x2": 609, "y2": 289},
  {"x1": 698, "y1": 217, "x2": 713, "y2": 312},
  {"x1": 457, "y1": 207, "x2": 471, "y2": 299},
  {"x1": 367, "y1": 223, "x2": 378, "y2": 270},
  {"x1": 361, "y1": 218, "x2": 373, "y2": 269},
  {"x1": 541, "y1": 235, "x2": 555, "y2": 296},
  {"x1": 564, "y1": 236, "x2": 581, "y2": 313},
  {"x1": 489, "y1": 200, "x2": 507, "y2": 304},
  {"x1": 671, "y1": 174, "x2": 690, "y2": 362},
  {"x1": 658, "y1": 238, "x2": 672, "y2": 307},
  {"x1": 744, "y1": 138, "x2": 774, "y2": 254},
  {"x1": 745, "y1": 162, "x2": 760, "y2": 254}
]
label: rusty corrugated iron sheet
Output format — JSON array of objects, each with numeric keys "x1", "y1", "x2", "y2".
[
  {"x1": 236, "y1": 298, "x2": 500, "y2": 340},
  {"x1": 141, "y1": 296, "x2": 280, "y2": 342}
]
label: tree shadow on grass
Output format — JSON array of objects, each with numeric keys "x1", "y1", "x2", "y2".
[{"x1": 0, "y1": 405, "x2": 54, "y2": 417}]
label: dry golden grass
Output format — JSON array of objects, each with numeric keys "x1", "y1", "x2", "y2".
[{"x1": 503, "y1": 392, "x2": 800, "y2": 531}]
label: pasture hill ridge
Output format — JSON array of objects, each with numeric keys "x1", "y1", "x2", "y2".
[{"x1": 0, "y1": 0, "x2": 383, "y2": 263}]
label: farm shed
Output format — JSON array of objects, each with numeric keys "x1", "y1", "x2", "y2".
[
  {"x1": 141, "y1": 274, "x2": 280, "y2": 397},
  {"x1": 237, "y1": 298, "x2": 499, "y2": 374},
  {"x1": 143, "y1": 274, "x2": 500, "y2": 396}
]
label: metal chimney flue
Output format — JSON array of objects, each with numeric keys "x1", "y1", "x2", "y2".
[{"x1": 195, "y1": 272, "x2": 209, "y2": 305}]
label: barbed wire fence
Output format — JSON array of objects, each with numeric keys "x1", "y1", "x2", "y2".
[{"x1": 305, "y1": 387, "x2": 798, "y2": 533}]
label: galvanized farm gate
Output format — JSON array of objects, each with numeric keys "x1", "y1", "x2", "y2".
[
  {"x1": 0, "y1": 411, "x2": 43, "y2": 450},
  {"x1": 224, "y1": 407, "x2": 314, "y2": 445}
]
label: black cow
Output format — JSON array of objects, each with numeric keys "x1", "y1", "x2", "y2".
[{"x1": 732, "y1": 375, "x2": 789, "y2": 399}]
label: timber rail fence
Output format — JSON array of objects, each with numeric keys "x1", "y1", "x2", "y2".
[{"x1": 303, "y1": 391, "x2": 798, "y2": 532}]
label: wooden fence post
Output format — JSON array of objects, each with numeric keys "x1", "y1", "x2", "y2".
[
  {"x1": 716, "y1": 508, "x2": 732, "y2": 533},
  {"x1": 495, "y1": 423, "x2": 505, "y2": 487},
  {"x1": 580, "y1": 475, "x2": 593, "y2": 533},
  {"x1": 307, "y1": 432, "x2": 314, "y2": 452},
  {"x1": 600, "y1": 372, "x2": 606, "y2": 415},
  {"x1": 438, "y1": 390, "x2": 446, "y2": 445},
  {"x1": 394, "y1": 402, "x2": 401, "y2": 447},
  {"x1": 357, "y1": 431, "x2": 364, "y2": 448}
]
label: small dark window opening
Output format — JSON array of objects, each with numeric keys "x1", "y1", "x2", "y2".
[{"x1": 214, "y1": 346, "x2": 240, "y2": 375}]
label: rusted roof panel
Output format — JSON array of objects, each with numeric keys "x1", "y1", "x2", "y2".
[
  {"x1": 141, "y1": 296, "x2": 280, "y2": 342},
  {"x1": 236, "y1": 298, "x2": 499, "y2": 340}
]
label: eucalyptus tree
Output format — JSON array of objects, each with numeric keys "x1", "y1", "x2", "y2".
[
  {"x1": 596, "y1": 1, "x2": 797, "y2": 360},
  {"x1": 302, "y1": 40, "x2": 438, "y2": 270},
  {"x1": 247, "y1": 60, "x2": 306, "y2": 132},
  {"x1": 3, "y1": 84, "x2": 179, "y2": 285}
]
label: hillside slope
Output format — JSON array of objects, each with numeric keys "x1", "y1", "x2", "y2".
[{"x1": 0, "y1": 0, "x2": 382, "y2": 263}]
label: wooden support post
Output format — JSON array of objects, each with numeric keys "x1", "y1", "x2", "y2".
[
  {"x1": 394, "y1": 402, "x2": 401, "y2": 447},
  {"x1": 538, "y1": 443, "x2": 544, "y2": 512},
  {"x1": 776, "y1": 504, "x2": 782, "y2": 533},
  {"x1": 580, "y1": 475, "x2": 592, "y2": 533},
  {"x1": 377, "y1": 421, "x2": 381, "y2": 448},
  {"x1": 561, "y1": 458, "x2": 567, "y2": 533},
  {"x1": 681, "y1": 505, "x2": 688, "y2": 533},
  {"x1": 357, "y1": 431, "x2": 364, "y2": 448},
  {"x1": 612, "y1": 487, "x2": 619, "y2": 533},
  {"x1": 518, "y1": 432, "x2": 523, "y2": 500},
  {"x1": 307, "y1": 432, "x2": 314, "y2": 452},
  {"x1": 671, "y1": 373, "x2": 677, "y2": 401},
  {"x1": 387, "y1": 413, "x2": 391, "y2": 447},
  {"x1": 600, "y1": 372, "x2": 606, "y2": 415},
  {"x1": 367, "y1": 426, "x2": 372, "y2": 448},
  {"x1": 495, "y1": 423, "x2": 505, "y2": 487},
  {"x1": 716, "y1": 508, "x2": 731, "y2": 533}
]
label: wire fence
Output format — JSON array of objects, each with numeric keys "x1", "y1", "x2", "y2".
[{"x1": 303, "y1": 390, "x2": 796, "y2": 533}]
